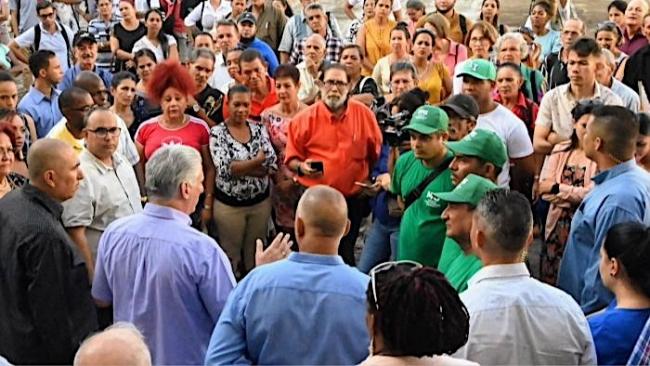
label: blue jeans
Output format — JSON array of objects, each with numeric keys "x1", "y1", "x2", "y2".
[{"x1": 357, "y1": 219, "x2": 400, "y2": 274}]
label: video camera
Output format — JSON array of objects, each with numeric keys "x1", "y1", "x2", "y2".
[{"x1": 375, "y1": 105, "x2": 411, "y2": 147}]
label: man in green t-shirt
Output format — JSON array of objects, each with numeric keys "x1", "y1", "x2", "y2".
[
  {"x1": 433, "y1": 129, "x2": 507, "y2": 291},
  {"x1": 392, "y1": 105, "x2": 454, "y2": 267}
]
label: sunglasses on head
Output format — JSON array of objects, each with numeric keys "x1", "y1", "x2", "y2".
[{"x1": 370, "y1": 260, "x2": 423, "y2": 310}]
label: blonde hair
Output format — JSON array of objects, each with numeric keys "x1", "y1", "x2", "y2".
[{"x1": 464, "y1": 21, "x2": 499, "y2": 48}]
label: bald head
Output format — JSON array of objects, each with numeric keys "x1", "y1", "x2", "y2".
[
  {"x1": 27, "y1": 138, "x2": 75, "y2": 182},
  {"x1": 74, "y1": 323, "x2": 151, "y2": 366},
  {"x1": 296, "y1": 185, "x2": 349, "y2": 240},
  {"x1": 74, "y1": 70, "x2": 103, "y2": 90}
]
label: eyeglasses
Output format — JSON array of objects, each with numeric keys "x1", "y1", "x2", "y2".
[
  {"x1": 73, "y1": 105, "x2": 94, "y2": 113},
  {"x1": 323, "y1": 79, "x2": 347, "y2": 89},
  {"x1": 87, "y1": 126, "x2": 121, "y2": 138},
  {"x1": 38, "y1": 11, "x2": 55, "y2": 19},
  {"x1": 370, "y1": 260, "x2": 422, "y2": 310}
]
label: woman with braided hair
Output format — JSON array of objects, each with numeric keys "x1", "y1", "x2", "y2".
[{"x1": 361, "y1": 262, "x2": 477, "y2": 366}]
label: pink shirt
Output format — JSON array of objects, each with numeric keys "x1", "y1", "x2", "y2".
[
  {"x1": 135, "y1": 115, "x2": 210, "y2": 161},
  {"x1": 442, "y1": 41, "x2": 468, "y2": 76}
]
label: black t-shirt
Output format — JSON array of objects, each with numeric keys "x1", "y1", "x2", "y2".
[
  {"x1": 112, "y1": 22, "x2": 146, "y2": 72},
  {"x1": 188, "y1": 86, "x2": 224, "y2": 125}
]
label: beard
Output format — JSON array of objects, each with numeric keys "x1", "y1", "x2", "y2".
[{"x1": 323, "y1": 94, "x2": 347, "y2": 110}]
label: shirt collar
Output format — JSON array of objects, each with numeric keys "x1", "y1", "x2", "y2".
[
  {"x1": 564, "y1": 82, "x2": 602, "y2": 101},
  {"x1": 143, "y1": 202, "x2": 192, "y2": 225},
  {"x1": 288, "y1": 252, "x2": 345, "y2": 266},
  {"x1": 39, "y1": 22, "x2": 64, "y2": 34},
  {"x1": 82, "y1": 150, "x2": 125, "y2": 175},
  {"x1": 29, "y1": 86, "x2": 59, "y2": 103},
  {"x1": 22, "y1": 183, "x2": 64, "y2": 218},
  {"x1": 315, "y1": 100, "x2": 349, "y2": 123},
  {"x1": 592, "y1": 159, "x2": 638, "y2": 184},
  {"x1": 467, "y1": 263, "x2": 530, "y2": 287}
]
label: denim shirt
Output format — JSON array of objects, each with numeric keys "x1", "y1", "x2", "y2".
[{"x1": 558, "y1": 160, "x2": 650, "y2": 314}]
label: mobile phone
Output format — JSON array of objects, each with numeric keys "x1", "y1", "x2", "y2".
[{"x1": 309, "y1": 161, "x2": 324, "y2": 173}]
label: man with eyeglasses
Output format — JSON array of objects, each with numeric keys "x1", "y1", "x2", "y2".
[
  {"x1": 205, "y1": 185, "x2": 370, "y2": 365},
  {"x1": 285, "y1": 63, "x2": 382, "y2": 266},
  {"x1": 61, "y1": 107, "x2": 142, "y2": 281},
  {"x1": 46, "y1": 86, "x2": 94, "y2": 156},
  {"x1": 289, "y1": 3, "x2": 343, "y2": 65},
  {"x1": 74, "y1": 71, "x2": 140, "y2": 167},
  {"x1": 59, "y1": 31, "x2": 114, "y2": 91},
  {"x1": 9, "y1": 0, "x2": 74, "y2": 73}
]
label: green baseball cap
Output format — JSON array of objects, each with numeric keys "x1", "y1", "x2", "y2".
[
  {"x1": 434, "y1": 174, "x2": 498, "y2": 207},
  {"x1": 403, "y1": 105, "x2": 449, "y2": 135},
  {"x1": 457, "y1": 59, "x2": 497, "y2": 81},
  {"x1": 447, "y1": 129, "x2": 508, "y2": 167}
]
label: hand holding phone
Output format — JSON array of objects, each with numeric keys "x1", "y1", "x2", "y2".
[{"x1": 309, "y1": 161, "x2": 324, "y2": 173}]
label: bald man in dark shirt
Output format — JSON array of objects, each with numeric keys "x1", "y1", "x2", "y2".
[{"x1": 0, "y1": 139, "x2": 97, "y2": 364}]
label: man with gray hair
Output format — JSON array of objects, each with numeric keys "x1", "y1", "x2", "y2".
[
  {"x1": 92, "y1": 145, "x2": 290, "y2": 365},
  {"x1": 596, "y1": 48, "x2": 640, "y2": 112},
  {"x1": 454, "y1": 189, "x2": 596, "y2": 365},
  {"x1": 289, "y1": 3, "x2": 343, "y2": 65},
  {"x1": 297, "y1": 34, "x2": 327, "y2": 104},
  {"x1": 74, "y1": 323, "x2": 152, "y2": 366}
]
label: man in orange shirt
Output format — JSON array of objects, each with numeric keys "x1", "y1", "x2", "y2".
[
  {"x1": 222, "y1": 49, "x2": 278, "y2": 121},
  {"x1": 285, "y1": 63, "x2": 382, "y2": 265}
]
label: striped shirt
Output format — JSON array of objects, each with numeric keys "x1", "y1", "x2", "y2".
[
  {"x1": 289, "y1": 31, "x2": 343, "y2": 65},
  {"x1": 88, "y1": 16, "x2": 119, "y2": 70}
]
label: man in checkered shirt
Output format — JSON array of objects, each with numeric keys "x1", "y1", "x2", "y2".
[{"x1": 289, "y1": 3, "x2": 343, "y2": 65}]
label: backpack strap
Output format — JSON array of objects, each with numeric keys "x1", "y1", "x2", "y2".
[
  {"x1": 197, "y1": 0, "x2": 205, "y2": 30},
  {"x1": 58, "y1": 22, "x2": 72, "y2": 67},
  {"x1": 34, "y1": 24, "x2": 41, "y2": 52},
  {"x1": 459, "y1": 14, "x2": 467, "y2": 38},
  {"x1": 403, "y1": 155, "x2": 453, "y2": 210},
  {"x1": 16, "y1": 0, "x2": 20, "y2": 34}
]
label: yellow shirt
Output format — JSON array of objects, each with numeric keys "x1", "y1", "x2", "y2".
[
  {"x1": 361, "y1": 18, "x2": 396, "y2": 76},
  {"x1": 46, "y1": 118, "x2": 84, "y2": 155},
  {"x1": 418, "y1": 62, "x2": 449, "y2": 105}
]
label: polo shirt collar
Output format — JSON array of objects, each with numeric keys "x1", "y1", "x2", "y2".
[
  {"x1": 467, "y1": 263, "x2": 530, "y2": 288},
  {"x1": 564, "y1": 82, "x2": 602, "y2": 101},
  {"x1": 39, "y1": 21, "x2": 64, "y2": 35},
  {"x1": 288, "y1": 252, "x2": 345, "y2": 265},
  {"x1": 143, "y1": 203, "x2": 192, "y2": 226},
  {"x1": 23, "y1": 183, "x2": 64, "y2": 218},
  {"x1": 592, "y1": 159, "x2": 638, "y2": 184}
]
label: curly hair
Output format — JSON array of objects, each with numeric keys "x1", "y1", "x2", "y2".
[
  {"x1": 146, "y1": 60, "x2": 197, "y2": 104},
  {"x1": 367, "y1": 266, "x2": 470, "y2": 357}
]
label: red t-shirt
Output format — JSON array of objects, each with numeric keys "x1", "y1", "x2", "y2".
[{"x1": 135, "y1": 115, "x2": 210, "y2": 161}]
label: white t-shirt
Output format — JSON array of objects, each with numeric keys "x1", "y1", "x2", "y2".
[
  {"x1": 183, "y1": 0, "x2": 231, "y2": 30},
  {"x1": 347, "y1": 0, "x2": 401, "y2": 12},
  {"x1": 476, "y1": 104, "x2": 534, "y2": 187},
  {"x1": 132, "y1": 34, "x2": 177, "y2": 63}
]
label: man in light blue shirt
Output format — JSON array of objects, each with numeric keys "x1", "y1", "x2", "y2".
[
  {"x1": 92, "y1": 145, "x2": 237, "y2": 365},
  {"x1": 558, "y1": 106, "x2": 650, "y2": 314},
  {"x1": 205, "y1": 185, "x2": 370, "y2": 365},
  {"x1": 17, "y1": 50, "x2": 63, "y2": 137},
  {"x1": 59, "y1": 31, "x2": 113, "y2": 91}
]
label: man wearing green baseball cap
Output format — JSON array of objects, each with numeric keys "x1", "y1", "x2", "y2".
[
  {"x1": 459, "y1": 58, "x2": 536, "y2": 188},
  {"x1": 391, "y1": 105, "x2": 454, "y2": 267},
  {"x1": 447, "y1": 128, "x2": 507, "y2": 186},
  {"x1": 434, "y1": 174, "x2": 497, "y2": 292}
]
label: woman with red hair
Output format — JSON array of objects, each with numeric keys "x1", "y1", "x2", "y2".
[{"x1": 134, "y1": 60, "x2": 216, "y2": 227}]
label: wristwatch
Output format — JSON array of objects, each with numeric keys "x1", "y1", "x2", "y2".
[{"x1": 192, "y1": 103, "x2": 201, "y2": 113}]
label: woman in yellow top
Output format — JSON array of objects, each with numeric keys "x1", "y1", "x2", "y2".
[
  {"x1": 356, "y1": 0, "x2": 396, "y2": 76},
  {"x1": 410, "y1": 29, "x2": 452, "y2": 105}
]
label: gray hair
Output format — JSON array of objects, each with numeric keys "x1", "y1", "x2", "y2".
[
  {"x1": 305, "y1": 33, "x2": 326, "y2": 49},
  {"x1": 305, "y1": 2, "x2": 325, "y2": 13},
  {"x1": 495, "y1": 32, "x2": 529, "y2": 60},
  {"x1": 74, "y1": 322, "x2": 151, "y2": 366},
  {"x1": 390, "y1": 61, "x2": 418, "y2": 80},
  {"x1": 474, "y1": 189, "x2": 532, "y2": 254},
  {"x1": 145, "y1": 145, "x2": 202, "y2": 200},
  {"x1": 600, "y1": 48, "x2": 616, "y2": 68},
  {"x1": 190, "y1": 47, "x2": 216, "y2": 64}
]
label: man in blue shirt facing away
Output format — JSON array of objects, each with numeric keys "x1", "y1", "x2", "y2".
[
  {"x1": 205, "y1": 185, "x2": 370, "y2": 365},
  {"x1": 558, "y1": 105, "x2": 650, "y2": 314}
]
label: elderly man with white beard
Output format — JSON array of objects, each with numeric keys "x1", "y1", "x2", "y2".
[{"x1": 285, "y1": 63, "x2": 383, "y2": 266}]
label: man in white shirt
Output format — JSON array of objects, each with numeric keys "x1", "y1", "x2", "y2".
[
  {"x1": 454, "y1": 188, "x2": 596, "y2": 365},
  {"x1": 209, "y1": 19, "x2": 239, "y2": 94},
  {"x1": 534, "y1": 37, "x2": 623, "y2": 154},
  {"x1": 297, "y1": 34, "x2": 326, "y2": 104},
  {"x1": 62, "y1": 108, "x2": 142, "y2": 280},
  {"x1": 459, "y1": 59, "x2": 536, "y2": 187},
  {"x1": 597, "y1": 48, "x2": 640, "y2": 112}
]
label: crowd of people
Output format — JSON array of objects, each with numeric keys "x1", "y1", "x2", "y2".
[{"x1": 1, "y1": 0, "x2": 650, "y2": 364}]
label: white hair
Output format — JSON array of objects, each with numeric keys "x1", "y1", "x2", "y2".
[
  {"x1": 145, "y1": 145, "x2": 203, "y2": 200},
  {"x1": 495, "y1": 32, "x2": 529, "y2": 60},
  {"x1": 74, "y1": 322, "x2": 151, "y2": 366},
  {"x1": 600, "y1": 48, "x2": 616, "y2": 68}
]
